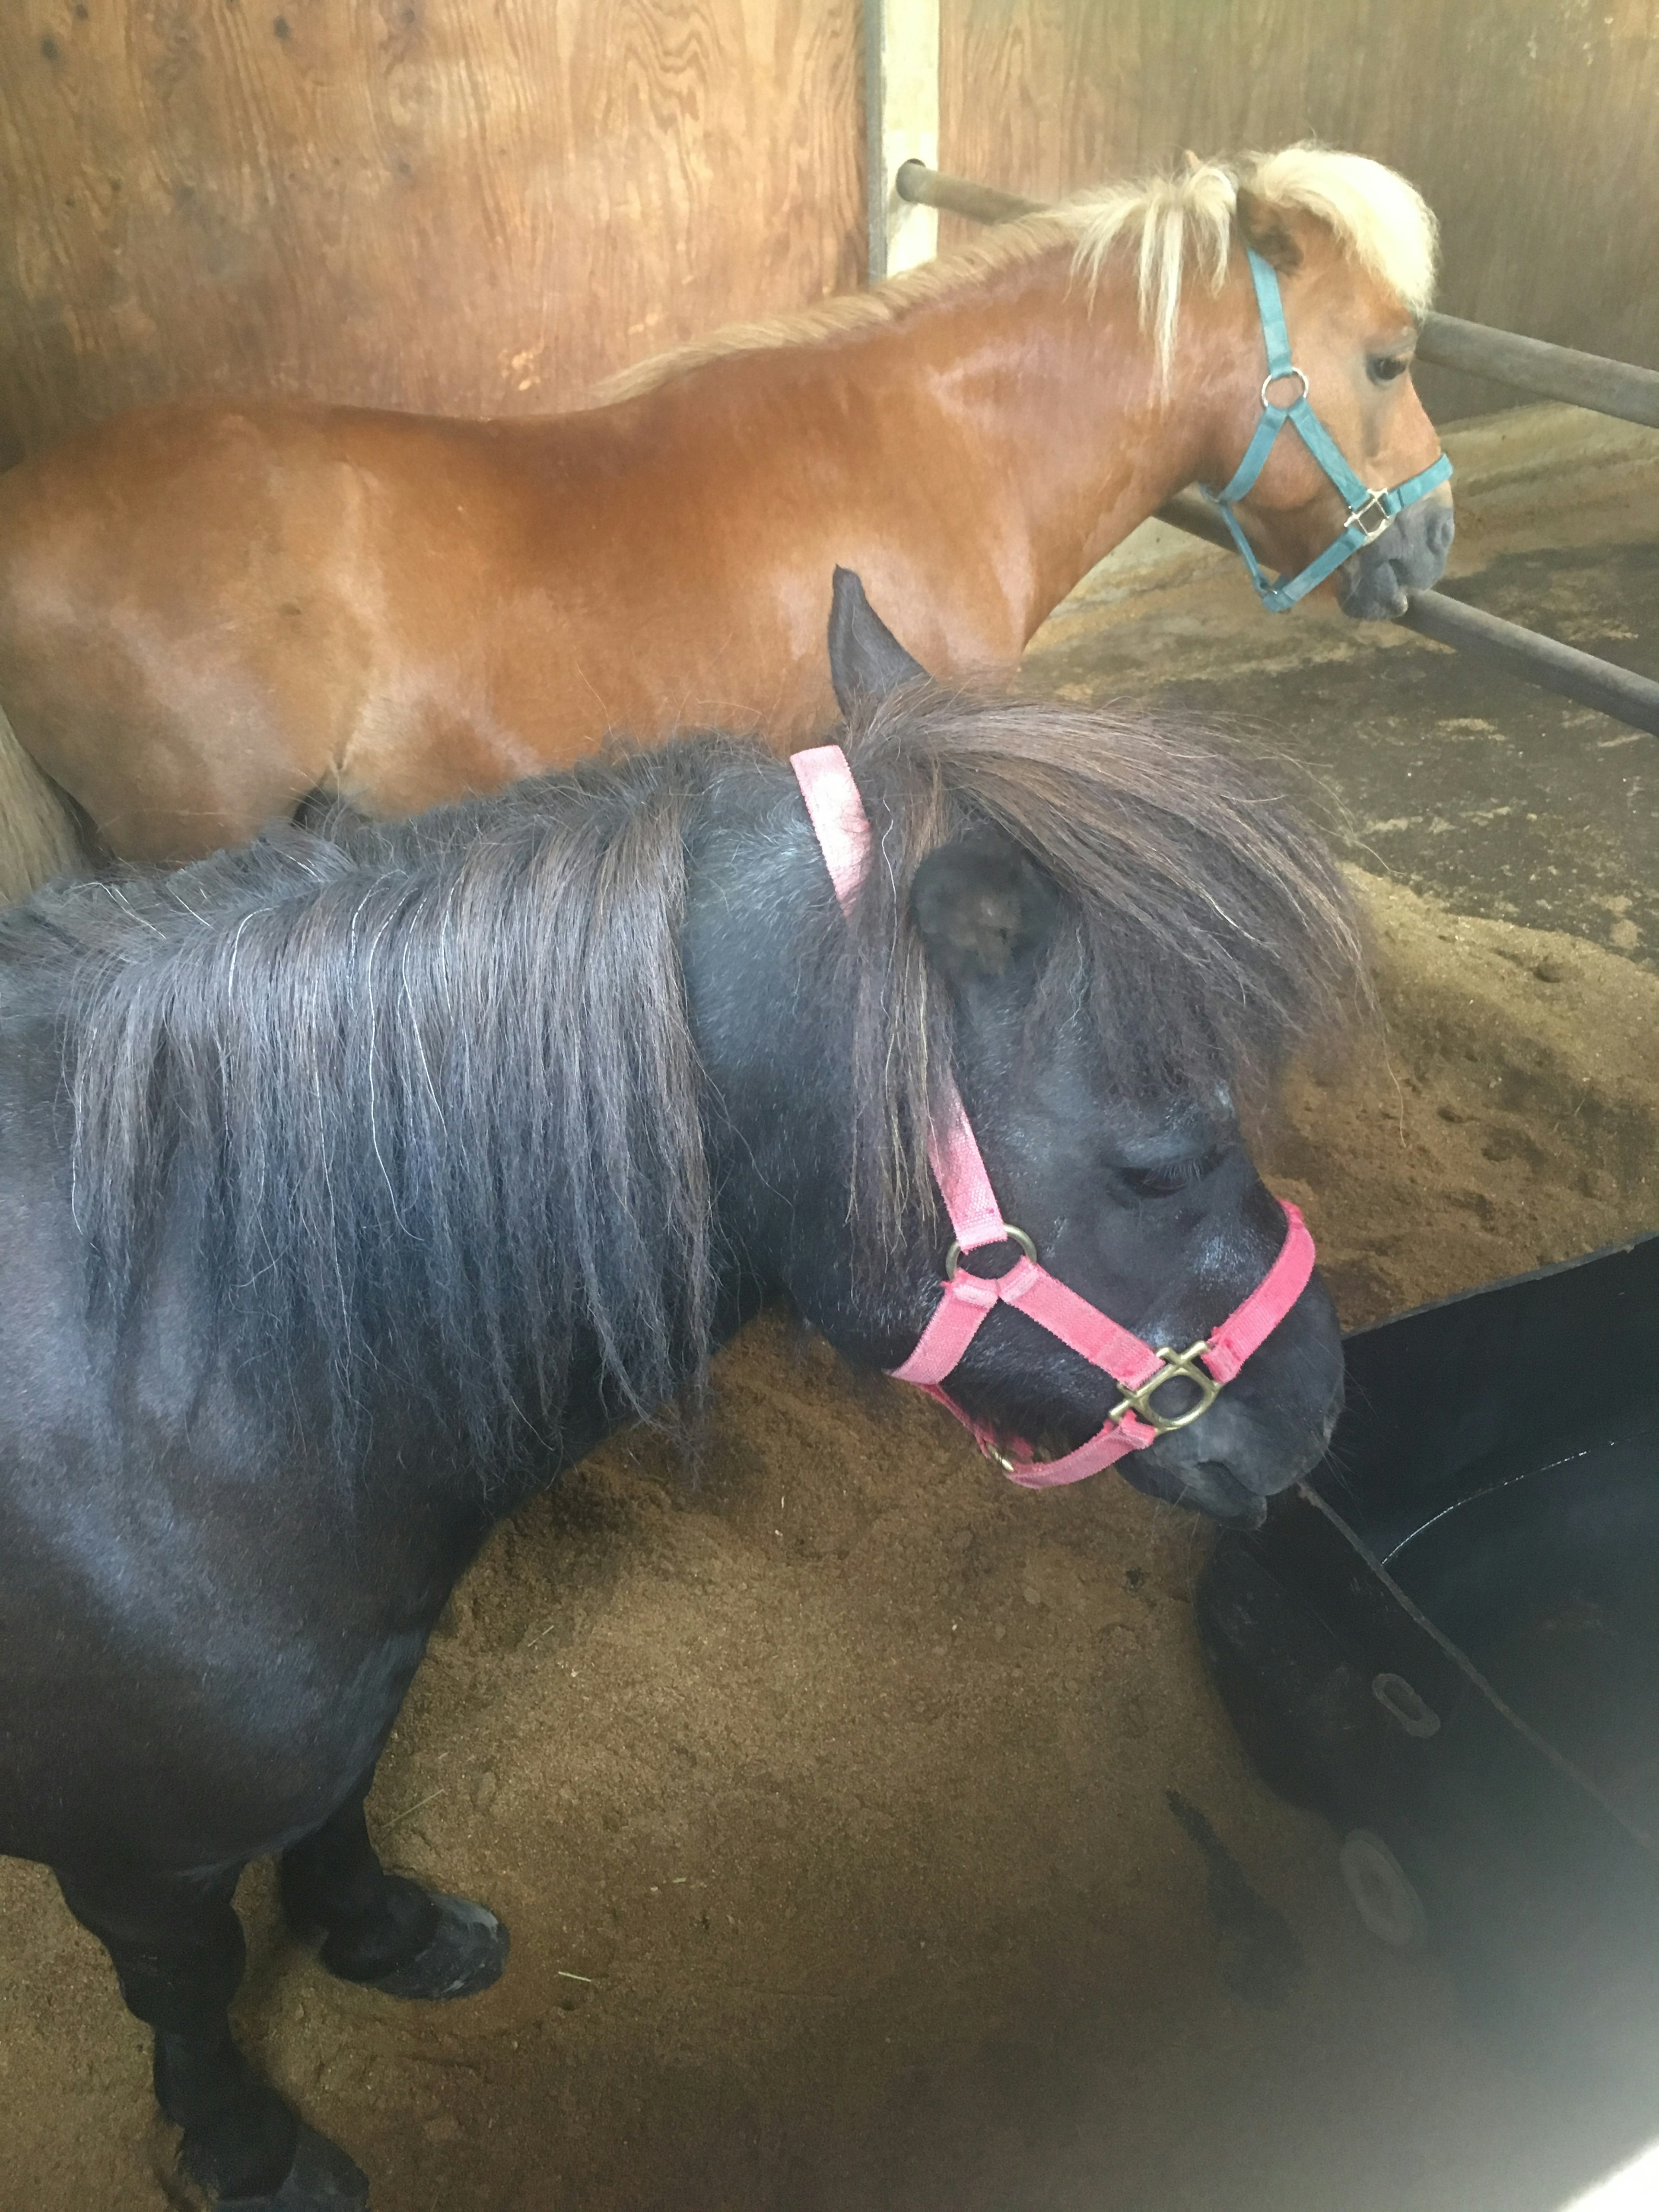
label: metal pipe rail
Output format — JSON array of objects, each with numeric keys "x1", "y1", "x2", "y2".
[
  {"x1": 893, "y1": 162, "x2": 1041, "y2": 228},
  {"x1": 893, "y1": 162, "x2": 1659, "y2": 429},
  {"x1": 1414, "y1": 315, "x2": 1659, "y2": 432},
  {"x1": 1157, "y1": 495, "x2": 1659, "y2": 738},
  {"x1": 893, "y1": 160, "x2": 1659, "y2": 737}
]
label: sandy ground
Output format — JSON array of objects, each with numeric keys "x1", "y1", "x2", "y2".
[{"x1": 4, "y1": 414, "x2": 1659, "y2": 2211}]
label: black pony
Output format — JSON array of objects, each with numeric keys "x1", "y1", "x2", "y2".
[{"x1": 0, "y1": 614, "x2": 1360, "y2": 2207}]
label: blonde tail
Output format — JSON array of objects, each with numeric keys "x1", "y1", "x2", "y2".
[{"x1": 0, "y1": 701, "x2": 83, "y2": 903}]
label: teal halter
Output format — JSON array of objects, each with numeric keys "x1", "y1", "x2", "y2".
[{"x1": 1203, "y1": 247, "x2": 1454, "y2": 612}]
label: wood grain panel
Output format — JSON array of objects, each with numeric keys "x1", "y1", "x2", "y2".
[
  {"x1": 939, "y1": 0, "x2": 1659, "y2": 422},
  {"x1": 0, "y1": 0, "x2": 863, "y2": 466}
]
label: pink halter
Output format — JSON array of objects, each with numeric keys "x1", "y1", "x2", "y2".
[{"x1": 791, "y1": 744, "x2": 1317, "y2": 1491}]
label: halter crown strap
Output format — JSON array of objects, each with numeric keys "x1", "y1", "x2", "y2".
[
  {"x1": 794, "y1": 745, "x2": 1004, "y2": 1247},
  {"x1": 791, "y1": 744, "x2": 871, "y2": 912},
  {"x1": 1204, "y1": 248, "x2": 1453, "y2": 613},
  {"x1": 789, "y1": 744, "x2": 1319, "y2": 1492}
]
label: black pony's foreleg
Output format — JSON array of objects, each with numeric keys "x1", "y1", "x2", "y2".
[
  {"x1": 55, "y1": 1861, "x2": 366, "y2": 2208},
  {"x1": 280, "y1": 1771, "x2": 509, "y2": 2002}
]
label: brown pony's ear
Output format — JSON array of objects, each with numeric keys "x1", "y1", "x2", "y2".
[{"x1": 1236, "y1": 188, "x2": 1303, "y2": 277}]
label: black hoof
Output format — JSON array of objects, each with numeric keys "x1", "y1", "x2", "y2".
[
  {"x1": 364, "y1": 1891, "x2": 509, "y2": 2001},
  {"x1": 176, "y1": 2122, "x2": 369, "y2": 2211}
]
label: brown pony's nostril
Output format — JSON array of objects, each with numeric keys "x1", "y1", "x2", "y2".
[{"x1": 1425, "y1": 509, "x2": 1456, "y2": 557}]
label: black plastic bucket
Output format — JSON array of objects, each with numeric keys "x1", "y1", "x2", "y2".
[{"x1": 1198, "y1": 1234, "x2": 1659, "y2": 2075}]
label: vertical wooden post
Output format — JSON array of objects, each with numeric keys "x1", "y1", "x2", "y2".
[{"x1": 865, "y1": 0, "x2": 939, "y2": 281}]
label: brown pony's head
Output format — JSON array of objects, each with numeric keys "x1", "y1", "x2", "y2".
[
  {"x1": 1065, "y1": 144, "x2": 1454, "y2": 619},
  {"x1": 1224, "y1": 151, "x2": 1454, "y2": 617}
]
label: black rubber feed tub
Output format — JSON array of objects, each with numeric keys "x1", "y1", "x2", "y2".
[{"x1": 1198, "y1": 1233, "x2": 1659, "y2": 2080}]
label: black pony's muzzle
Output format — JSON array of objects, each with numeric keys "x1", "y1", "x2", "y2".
[
  {"x1": 1149, "y1": 1457, "x2": 1271, "y2": 1529},
  {"x1": 1116, "y1": 1281, "x2": 1344, "y2": 1526},
  {"x1": 1122, "y1": 1401, "x2": 1336, "y2": 1526}
]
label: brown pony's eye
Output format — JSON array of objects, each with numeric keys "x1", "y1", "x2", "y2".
[{"x1": 1368, "y1": 355, "x2": 1411, "y2": 385}]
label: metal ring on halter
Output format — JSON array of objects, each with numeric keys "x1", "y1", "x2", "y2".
[
  {"x1": 1109, "y1": 1339, "x2": 1220, "y2": 1434},
  {"x1": 944, "y1": 1223, "x2": 1037, "y2": 1282},
  {"x1": 1345, "y1": 490, "x2": 1393, "y2": 543},
  {"x1": 977, "y1": 1435, "x2": 1018, "y2": 1475},
  {"x1": 1261, "y1": 364, "x2": 1309, "y2": 409}
]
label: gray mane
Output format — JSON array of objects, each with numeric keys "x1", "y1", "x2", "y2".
[{"x1": 51, "y1": 745, "x2": 721, "y2": 1471}]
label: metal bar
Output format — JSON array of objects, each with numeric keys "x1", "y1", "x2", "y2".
[
  {"x1": 1395, "y1": 593, "x2": 1659, "y2": 736},
  {"x1": 1154, "y1": 490, "x2": 1235, "y2": 553},
  {"x1": 1417, "y1": 313, "x2": 1659, "y2": 430},
  {"x1": 896, "y1": 162, "x2": 1659, "y2": 429},
  {"x1": 893, "y1": 159, "x2": 1040, "y2": 227},
  {"x1": 1154, "y1": 494, "x2": 1659, "y2": 737}
]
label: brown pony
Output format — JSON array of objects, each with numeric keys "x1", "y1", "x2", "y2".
[{"x1": 0, "y1": 145, "x2": 1452, "y2": 895}]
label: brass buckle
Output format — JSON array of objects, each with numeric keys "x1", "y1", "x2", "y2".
[
  {"x1": 1346, "y1": 490, "x2": 1392, "y2": 543},
  {"x1": 1109, "y1": 1340, "x2": 1220, "y2": 1434},
  {"x1": 944, "y1": 1223, "x2": 1037, "y2": 1281}
]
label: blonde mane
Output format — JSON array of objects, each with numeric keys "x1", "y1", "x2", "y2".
[{"x1": 593, "y1": 144, "x2": 1438, "y2": 405}]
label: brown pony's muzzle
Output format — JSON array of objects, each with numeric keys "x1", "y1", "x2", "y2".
[{"x1": 1337, "y1": 487, "x2": 1456, "y2": 619}]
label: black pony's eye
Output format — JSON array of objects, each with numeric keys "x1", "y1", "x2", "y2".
[
  {"x1": 1368, "y1": 354, "x2": 1410, "y2": 385},
  {"x1": 1118, "y1": 1149, "x2": 1225, "y2": 1200}
]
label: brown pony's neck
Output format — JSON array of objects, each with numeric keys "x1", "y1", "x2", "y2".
[{"x1": 823, "y1": 238, "x2": 1251, "y2": 652}]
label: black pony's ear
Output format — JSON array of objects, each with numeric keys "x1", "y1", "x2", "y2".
[
  {"x1": 828, "y1": 566, "x2": 930, "y2": 718},
  {"x1": 910, "y1": 830, "x2": 1062, "y2": 992}
]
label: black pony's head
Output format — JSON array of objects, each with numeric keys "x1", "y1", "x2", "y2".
[{"x1": 775, "y1": 573, "x2": 1364, "y2": 1525}]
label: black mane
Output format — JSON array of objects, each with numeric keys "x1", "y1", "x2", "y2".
[
  {"x1": 38, "y1": 744, "x2": 724, "y2": 1472},
  {"x1": 13, "y1": 694, "x2": 1361, "y2": 1473}
]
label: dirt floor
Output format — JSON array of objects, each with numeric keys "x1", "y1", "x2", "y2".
[{"x1": 3, "y1": 415, "x2": 1659, "y2": 2212}]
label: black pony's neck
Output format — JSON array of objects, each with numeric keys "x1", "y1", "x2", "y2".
[
  {"x1": 677, "y1": 758, "x2": 936, "y2": 1378},
  {"x1": 680, "y1": 760, "x2": 849, "y2": 1274},
  {"x1": 352, "y1": 755, "x2": 873, "y2": 1511},
  {"x1": 59, "y1": 742, "x2": 817, "y2": 1492}
]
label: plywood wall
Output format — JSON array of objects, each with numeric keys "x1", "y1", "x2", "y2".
[
  {"x1": 6, "y1": 1, "x2": 1652, "y2": 465},
  {"x1": 938, "y1": 0, "x2": 1659, "y2": 422},
  {"x1": 0, "y1": 0, "x2": 862, "y2": 467}
]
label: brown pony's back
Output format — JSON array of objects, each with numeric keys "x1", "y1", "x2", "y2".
[
  {"x1": 0, "y1": 146, "x2": 1449, "y2": 887},
  {"x1": 0, "y1": 348, "x2": 1026, "y2": 869}
]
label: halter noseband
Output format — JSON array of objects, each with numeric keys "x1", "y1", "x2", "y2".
[
  {"x1": 791, "y1": 743, "x2": 1317, "y2": 1491},
  {"x1": 1203, "y1": 247, "x2": 1453, "y2": 613}
]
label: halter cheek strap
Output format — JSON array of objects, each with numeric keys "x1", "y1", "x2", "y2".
[
  {"x1": 791, "y1": 742, "x2": 1318, "y2": 1491},
  {"x1": 1205, "y1": 247, "x2": 1453, "y2": 613}
]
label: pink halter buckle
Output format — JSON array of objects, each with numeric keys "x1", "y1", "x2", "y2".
[{"x1": 791, "y1": 744, "x2": 1316, "y2": 1490}]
